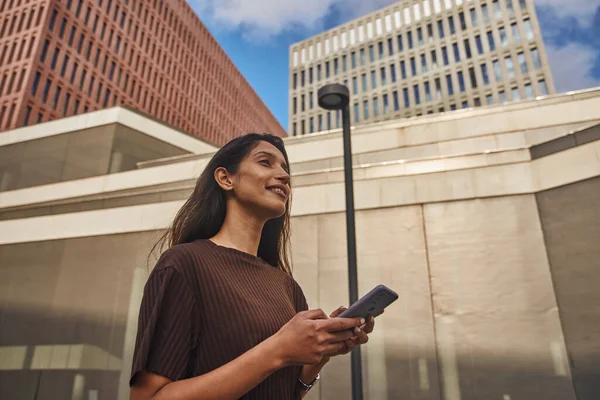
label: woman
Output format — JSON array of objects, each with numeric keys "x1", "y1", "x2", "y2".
[{"x1": 130, "y1": 133, "x2": 377, "y2": 399}]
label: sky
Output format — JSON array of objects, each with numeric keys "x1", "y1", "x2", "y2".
[{"x1": 188, "y1": 0, "x2": 600, "y2": 132}]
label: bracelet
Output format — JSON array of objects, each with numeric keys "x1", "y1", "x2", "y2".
[{"x1": 298, "y1": 374, "x2": 320, "y2": 392}]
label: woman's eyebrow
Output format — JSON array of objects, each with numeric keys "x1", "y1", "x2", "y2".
[{"x1": 255, "y1": 151, "x2": 289, "y2": 173}]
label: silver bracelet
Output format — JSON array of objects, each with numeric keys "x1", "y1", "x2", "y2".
[{"x1": 298, "y1": 374, "x2": 320, "y2": 392}]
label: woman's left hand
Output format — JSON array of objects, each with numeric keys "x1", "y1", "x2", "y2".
[{"x1": 322, "y1": 306, "x2": 379, "y2": 357}]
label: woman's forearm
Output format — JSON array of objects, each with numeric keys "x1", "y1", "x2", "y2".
[
  {"x1": 153, "y1": 337, "x2": 285, "y2": 400},
  {"x1": 299, "y1": 357, "x2": 329, "y2": 398}
]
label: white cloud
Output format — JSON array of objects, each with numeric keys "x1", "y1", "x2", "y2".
[
  {"x1": 546, "y1": 43, "x2": 600, "y2": 92},
  {"x1": 534, "y1": 0, "x2": 599, "y2": 25}
]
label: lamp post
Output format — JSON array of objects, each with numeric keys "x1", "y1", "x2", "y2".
[{"x1": 317, "y1": 84, "x2": 363, "y2": 400}]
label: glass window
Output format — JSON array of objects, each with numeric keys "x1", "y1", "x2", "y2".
[
  {"x1": 408, "y1": 31, "x2": 414, "y2": 49},
  {"x1": 351, "y1": 52, "x2": 356, "y2": 68},
  {"x1": 50, "y1": 48, "x2": 59, "y2": 69},
  {"x1": 317, "y1": 65, "x2": 322, "y2": 81},
  {"x1": 532, "y1": 48, "x2": 541, "y2": 69},
  {"x1": 453, "y1": 43, "x2": 460, "y2": 62},
  {"x1": 505, "y1": 56, "x2": 515, "y2": 78},
  {"x1": 309, "y1": 117, "x2": 314, "y2": 133},
  {"x1": 442, "y1": 46, "x2": 449, "y2": 65},
  {"x1": 481, "y1": 63, "x2": 490, "y2": 85},
  {"x1": 293, "y1": 73, "x2": 297, "y2": 89},
  {"x1": 417, "y1": 28, "x2": 423, "y2": 45},
  {"x1": 435, "y1": 78, "x2": 442, "y2": 99},
  {"x1": 352, "y1": 77, "x2": 358, "y2": 94},
  {"x1": 301, "y1": 95, "x2": 305, "y2": 111},
  {"x1": 512, "y1": 87, "x2": 521, "y2": 101},
  {"x1": 525, "y1": 83, "x2": 534, "y2": 99},
  {"x1": 487, "y1": 31, "x2": 496, "y2": 51},
  {"x1": 362, "y1": 73, "x2": 367, "y2": 92},
  {"x1": 363, "y1": 100, "x2": 369, "y2": 119},
  {"x1": 342, "y1": 55, "x2": 347, "y2": 72},
  {"x1": 381, "y1": 67, "x2": 387, "y2": 85},
  {"x1": 414, "y1": 84, "x2": 421, "y2": 105},
  {"x1": 410, "y1": 57, "x2": 416, "y2": 76},
  {"x1": 458, "y1": 71, "x2": 465, "y2": 92},
  {"x1": 49, "y1": 9, "x2": 58, "y2": 31},
  {"x1": 493, "y1": 0, "x2": 502, "y2": 18},
  {"x1": 378, "y1": 41, "x2": 384, "y2": 59},
  {"x1": 519, "y1": 0, "x2": 527, "y2": 10},
  {"x1": 309, "y1": 91, "x2": 314, "y2": 109},
  {"x1": 360, "y1": 48, "x2": 366, "y2": 65},
  {"x1": 397, "y1": 34, "x2": 404, "y2": 51},
  {"x1": 499, "y1": 27, "x2": 508, "y2": 47},
  {"x1": 301, "y1": 70, "x2": 305, "y2": 86},
  {"x1": 427, "y1": 24, "x2": 433, "y2": 42},
  {"x1": 326, "y1": 61, "x2": 330, "y2": 77},
  {"x1": 470, "y1": 8, "x2": 478, "y2": 26},
  {"x1": 469, "y1": 67, "x2": 477, "y2": 88},
  {"x1": 63, "y1": 92, "x2": 71, "y2": 115},
  {"x1": 393, "y1": 90, "x2": 399, "y2": 111},
  {"x1": 371, "y1": 70, "x2": 377, "y2": 89},
  {"x1": 293, "y1": 97, "x2": 297, "y2": 114},
  {"x1": 40, "y1": 39, "x2": 50, "y2": 62},
  {"x1": 464, "y1": 39, "x2": 472, "y2": 59},
  {"x1": 334, "y1": 58, "x2": 339, "y2": 75},
  {"x1": 403, "y1": 88, "x2": 410, "y2": 107},
  {"x1": 446, "y1": 74, "x2": 454, "y2": 95},
  {"x1": 518, "y1": 52, "x2": 528, "y2": 73},
  {"x1": 476, "y1": 35, "x2": 484, "y2": 54},
  {"x1": 449, "y1": 16, "x2": 455, "y2": 34},
  {"x1": 450, "y1": 104, "x2": 457, "y2": 110},
  {"x1": 507, "y1": 0, "x2": 514, "y2": 13},
  {"x1": 53, "y1": 85, "x2": 61, "y2": 109},
  {"x1": 318, "y1": 115, "x2": 323, "y2": 132},
  {"x1": 354, "y1": 103, "x2": 359, "y2": 123},
  {"x1": 425, "y1": 81, "x2": 431, "y2": 102},
  {"x1": 61, "y1": 55, "x2": 69, "y2": 77},
  {"x1": 487, "y1": 94, "x2": 494, "y2": 104},
  {"x1": 431, "y1": 50, "x2": 438, "y2": 69},
  {"x1": 459, "y1": 12, "x2": 467, "y2": 30},
  {"x1": 482, "y1": 4, "x2": 490, "y2": 22},
  {"x1": 512, "y1": 23, "x2": 520, "y2": 43},
  {"x1": 390, "y1": 64, "x2": 397, "y2": 83},
  {"x1": 421, "y1": 54, "x2": 427, "y2": 73},
  {"x1": 493, "y1": 60, "x2": 502, "y2": 81},
  {"x1": 462, "y1": 101, "x2": 469, "y2": 109},
  {"x1": 400, "y1": 60, "x2": 407, "y2": 79},
  {"x1": 31, "y1": 71, "x2": 41, "y2": 95},
  {"x1": 388, "y1": 38, "x2": 394, "y2": 56},
  {"x1": 524, "y1": 19, "x2": 534, "y2": 40},
  {"x1": 383, "y1": 94, "x2": 389, "y2": 114},
  {"x1": 373, "y1": 97, "x2": 379, "y2": 116},
  {"x1": 369, "y1": 45, "x2": 375, "y2": 62},
  {"x1": 499, "y1": 90, "x2": 506, "y2": 102},
  {"x1": 539, "y1": 79, "x2": 548, "y2": 95},
  {"x1": 438, "y1": 20, "x2": 445, "y2": 38}
]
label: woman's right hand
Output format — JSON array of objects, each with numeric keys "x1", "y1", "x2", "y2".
[{"x1": 271, "y1": 309, "x2": 365, "y2": 366}]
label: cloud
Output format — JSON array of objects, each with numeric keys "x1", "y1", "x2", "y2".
[
  {"x1": 546, "y1": 43, "x2": 600, "y2": 92},
  {"x1": 534, "y1": 0, "x2": 599, "y2": 25}
]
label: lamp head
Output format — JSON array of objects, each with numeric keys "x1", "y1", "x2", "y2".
[{"x1": 318, "y1": 84, "x2": 350, "y2": 110}]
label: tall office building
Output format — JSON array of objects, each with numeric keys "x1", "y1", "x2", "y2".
[
  {"x1": 288, "y1": 0, "x2": 555, "y2": 135},
  {"x1": 0, "y1": 0, "x2": 286, "y2": 145}
]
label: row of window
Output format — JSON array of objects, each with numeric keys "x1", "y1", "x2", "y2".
[
  {"x1": 0, "y1": 66, "x2": 27, "y2": 98},
  {"x1": 0, "y1": 2, "x2": 44, "y2": 38},
  {"x1": 292, "y1": 17, "x2": 535, "y2": 90},
  {"x1": 292, "y1": 0, "x2": 530, "y2": 67},
  {"x1": 293, "y1": 46, "x2": 542, "y2": 114},
  {"x1": 0, "y1": 33, "x2": 36, "y2": 68},
  {"x1": 292, "y1": 78, "x2": 548, "y2": 135}
]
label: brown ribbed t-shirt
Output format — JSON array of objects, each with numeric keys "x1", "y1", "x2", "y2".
[{"x1": 130, "y1": 239, "x2": 309, "y2": 399}]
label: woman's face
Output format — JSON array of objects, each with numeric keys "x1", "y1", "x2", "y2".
[{"x1": 229, "y1": 141, "x2": 291, "y2": 220}]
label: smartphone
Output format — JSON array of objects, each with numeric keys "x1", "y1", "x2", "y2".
[{"x1": 338, "y1": 284, "x2": 398, "y2": 319}]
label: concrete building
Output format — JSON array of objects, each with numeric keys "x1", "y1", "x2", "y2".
[
  {"x1": 1, "y1": 89, "x2": 599, "y2": 400},
  {"x1": 288, "y1": 0, "x2": 555, "y2": 135},
  {"x1": 0, "y1": 0, "x2": 285, "y2": 145}
]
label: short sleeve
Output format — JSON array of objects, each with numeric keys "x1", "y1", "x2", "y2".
[
  {"x1": 292, "y1": 280, "x2": 309, "y2": 313},
  {"x1": 130, "y1": 264, "x2": 198, "y2": 385}
]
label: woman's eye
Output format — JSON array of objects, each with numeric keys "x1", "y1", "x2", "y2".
[{"x1": 259, "y1": 159, "x2": 271, "y2": 166}]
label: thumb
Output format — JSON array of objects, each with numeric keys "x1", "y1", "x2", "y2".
[
  {"x1": 300, "y1": 309, "x2": 329, "y2": 320},
  {"x1": 330, "y1": 305, "x2": 348, "y2": 318}
]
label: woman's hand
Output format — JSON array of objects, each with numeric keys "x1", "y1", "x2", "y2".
[
  {"x1": 271, "y1": 309, "x2": 365, "y2": 366},
  {"x1": 322, "y1": 306, "x2": 380, "y2": 357}
]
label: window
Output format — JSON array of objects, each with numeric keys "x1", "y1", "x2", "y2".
[
  {"x1": 414, "y1": 84, "x2": 421, "y2": 105},
  {"x1": 487, "y1": 94, "x2": 494, "y2": 104},
  {"x1": 397, "y1": 34, "x2": 404, "y2": 51},
  {"x1": 309, "y1": 117, "x2": 314, "y2": 133},
  {"x1": 487, "y1": 31, "x2": 496, "y2": 51},
  {"x1": 493, "y1": 0, "x2": 502, "y2": 18},
  {"x1": 383, "y1": 94, "x2": 389, "y2": 114},
  {"x1": 334, "y1": 59, "x2": 339, "y2": 75},
  {"x1": 481, "y1": 63, "x2": 490, "y2": 85},
  {"x1": 512, "y1": 23, "x2": 521, "y2": 43},
  {"x1": 417, "y1": 28, "x2": 423, "y2": 45},
  {"x1": 524, "y1": 19, "x2": 534, "y2": 40},
  {"x1": 354, "y1": 104, "x2": 359, "y2": 123},
  {"x1": 469, "y1": 67, "x2": 477, "y2": 88},
  {"x1": 352, "y1": 77, "x2": 358, "y2": 94},
  {"x1": 361, "y1": 73, "x2": 367, "y2": 93},
  {"x1": 459, "y1": 12, "x2": 467, "y2": 30},
  {"x1": 326, "y1": 61, "x2": 330, "y2": 77},
  {"x1": 381, "y1": 67, "x2": 387, "y2": 85},
  {"x1": 448, "y1": 16, "x2": 455, "y2": 34},
  {"x1": 531, "y1": 48, "x2": 541, "y2": 69},
  {"x1": 388, "y1": 38, "x2": 393, "y2": 56},
  {"x1": 301, "y1": 94, "x2": 305, "y2": 111},
  {"x1": 317, "y1": 65, "x2": 321, "y2": 81},
  {"x1": 499, "y1": 27, "x2": 508, "y2": 48},
  {"x1": 393, "y1": 90, "x2": 399, "y2": 111},
  {"x1": 360, "y1": 48, "x2": 366, "y2": 65},
  {"x1": 60, "y1": 55, "x2": 69, "y2": 77},
  {"x1": 50, "y1": 48, "x2": 59, "y2": 70},
  {"x1": 438, "y1": 20, "x2": 445, "y2": 38},
  {"x1": 403, "y1": 88, "x2": 410, "y2": 107},
  {"x1": 40, "y1": 40, "x2": 50, "y2": 62},
  {"x1": 400, "y1": 60, "x2": 407, "y2": 79},
  {"x1": 470, "y1": 8, "x2": 478, "y2": 26},
  {"x1": 342, "y1": 56, "x2": 347, "y2": 72},
  {"x1": 318, "y1": 115, "x2": 323, "y2": 131},
  {"x1": 519, "y1": 0, "x2": 527, "y2": 10},
  {"x1": 408, "y1": 31, "x2": 414, "y2": 49},
  {"x1": 507, "y1": 0, "x2": 514, "y2": 13},
  {"x1": 435, "y1": 78, "x2": 442, "y2": 99},
  {"x1": 539, "y1": 79, "x2": 548, "y2": 95},
  {"x1": 68, "y1": 27, "x2": 76, "y2": 46},
  {"x1": 512, "y1": 87, "x2": 521, "y2": 101},
  {"x1": 525, "y1": 83, "x2": 534, "y2": 99},
  {"x1": 421, "y1": 54, "x2": 427, "y2": 73},
  {"x1": 351, "y1": 52, "x2": 357, "y2": 68},
  {"x1": 476, "y1": 35, "x2": 484, "y2": 54},
  {"x1": 363, "y1": 100, "x2": 369, "y2": 119},
  {"x1": 427, "y1": 24, "x2": 433, "y2": 42},
  {"x1": 79, "y1": 69, "x2": 86, "y2": 90},
  {"x1": 59, "y1": 18, "x2": 67, "y2": 38},
  {"x1": 451, "y1": 104, "x2": 457, "y2": 110},
  {"x1": 309, "y1": 92, "x2": 314, "y2": 109},
  {"x1": 482, "y1": 4, "x2": 490, "y2": 22},
  {"x1": 373, "y1": 97, "x2": 379, "y2": 116},
  {"x1": 390, "y1": 64, "x2": 397, "y2": 82},
  {"x1": 464, "y1": 39, "x2": 472, "y2": 59},
  {"x1": 425, "y1": 81, "x2": 431, "y2": 102},
  {"x1": 49, "y1": 9, "x2": 58, "y2": 31},
  {"x1": 23, "y1": 106, "x2": 32, "y2": 125},
  {"x1": 458, "y1": 71, "x2": 465, "y2": 92},
  {"x1": 462, "y1": 100, "x2": 469, "y2": 109},
  {"x1": 74, "y1": 99, "x2": 80, "y2": 115},
  {"x1": 301, "y1": 70, "x2": 305, "y2": 87},
  {"x1": 442, "y1": 46, "x2": 449, "y2": 65},
  {"x1": 431, "y1": 50, "x2": 438, "y2": 69},
  {"x1": 518, "y1": 52, "x2": 528, "y2": 73},
  {"x1": 369, "y1": 45, "x2": 375, "y2": 62},
  {"x1": 293, "y1": 97, "x2": 297, "y2": 114},
  {"x1": 63, "y1": 92, "x2": 71, "y2": 115},
  {"x1": 31, "y1": 71, "x2": 41, "y2": 95},
  {"x1": 378, "y1": 41, "x2": 384, "y2": 59},
  {"x1": 446, "y1": 74, "x2": 454, "y2": 95},
  {"x1": 410, "y1": 57, "x2": 416, "y2": 76},
  {"x1": 493, "y1": 60, "x2": 502, "y2": 81},
  {"x1": 53, "y1": 85, "x2": 61, "y2": 109},
  {"x1": 371, "y1": 70, "x2": 377, "y2": 89},
  {"x1": 505, "y1": 56, "x2": 515, "y2": 78},
  {"x1": 453, "y1": 43, "x2": 460, "y2": 62}
]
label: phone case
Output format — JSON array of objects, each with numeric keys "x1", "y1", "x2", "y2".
[{"x1": 338, "y1": 284, "x2": 399, "y2": 319}]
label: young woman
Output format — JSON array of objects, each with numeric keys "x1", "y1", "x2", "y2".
[{"x1": 130, "y1": 133, "x2": 377, "y2": 399}]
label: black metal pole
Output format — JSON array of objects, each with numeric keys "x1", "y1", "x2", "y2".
[{"x1": 341, "y1": 105, "x2": 363, "y2": 400}]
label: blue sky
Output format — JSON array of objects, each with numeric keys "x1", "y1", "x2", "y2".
[{"x1": 189, "y1": 0, "x2": 600, "y2": 132}]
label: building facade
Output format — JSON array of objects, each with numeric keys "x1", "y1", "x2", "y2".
[
  {"x1": 0, "y1": 0, "x2": 286, "y2": 145},
  {"x1": 288, "y1": 0, "x2": 555, "y2": 135}
]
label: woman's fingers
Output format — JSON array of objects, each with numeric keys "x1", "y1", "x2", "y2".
[
  {"x1": 363, "y1": 315, "x2": 375, "y2": 334},
  {"x1": 329, "y1": 305, "x2": 348, "y2": 318}
]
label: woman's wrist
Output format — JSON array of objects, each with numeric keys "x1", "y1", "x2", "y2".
[{"x1": 300, "y1": 356, "x2": 329, "y2": 384}]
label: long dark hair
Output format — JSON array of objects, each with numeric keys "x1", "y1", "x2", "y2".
[{"x1": 153, "y1": 133, "x2": 293, "y2": 275}]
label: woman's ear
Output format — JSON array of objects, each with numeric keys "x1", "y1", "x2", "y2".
[{"x1": 214, "y1": 167, "x2": 234, "y2": 192}]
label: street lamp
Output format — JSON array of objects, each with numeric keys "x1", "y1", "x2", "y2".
[{"x1": 318, "y1": 83, "x2": 363, "y2": 400}]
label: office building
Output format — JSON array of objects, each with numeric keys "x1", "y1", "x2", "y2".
[
  {"x1": 0, "y1": 0, "x2": 286, "y2": 145},
  {"x1": 288, "y1": 0, "x2": 555, "y2": 135}
]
